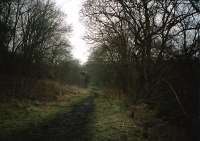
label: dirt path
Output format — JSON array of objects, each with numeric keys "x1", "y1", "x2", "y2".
[{"x1": 10, "y1": 96, "x2": 95, "y2": 141}]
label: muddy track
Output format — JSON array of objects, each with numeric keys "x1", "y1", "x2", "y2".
[{"x1": 6, "y1": 95, "x2": 95, "y2": 141}]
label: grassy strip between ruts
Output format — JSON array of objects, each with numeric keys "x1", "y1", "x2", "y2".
[{"x1": 0, "y1": 87, "x2": 89, "y2": 138}]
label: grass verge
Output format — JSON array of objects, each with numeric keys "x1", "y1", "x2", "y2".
[
  {"x1": 0, "y1": 86, "x2": 89, "y2": 138},
  {"x1": 90, "y1": 95, "x2": 146, "y2": 141},
  {"x1": 90, "y1": 92, "x2": 189, "y2": 141}
]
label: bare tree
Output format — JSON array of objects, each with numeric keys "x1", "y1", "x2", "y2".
[{"x1": 82, "y1": 0, "x2": 200, "y2": 98}]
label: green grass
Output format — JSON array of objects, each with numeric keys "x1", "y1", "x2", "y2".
[
  {"x1": 89, "y1": 93, "x2": 188, "y2": 141},
  {"x1": 0, "y1": 86, "x2": 187, "y2": 141},
  {"x1": 89, "y1": 95, "x2": 146, "y2": 141},
  {"x1": 0, "y1": 87, "x2": 89, "y2": 138}
]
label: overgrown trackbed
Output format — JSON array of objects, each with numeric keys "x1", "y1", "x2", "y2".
[{"x1": 9, "y1": 96, "x2": 95, "y2": 141}]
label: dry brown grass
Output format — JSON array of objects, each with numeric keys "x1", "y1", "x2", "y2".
[{"x1": 0, "y1": 75, "x2": 81, "y2": 101}]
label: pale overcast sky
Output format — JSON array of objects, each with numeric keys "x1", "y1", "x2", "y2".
[{"x1": 55, "y1": 0, "x2": 89, "y2": 64}]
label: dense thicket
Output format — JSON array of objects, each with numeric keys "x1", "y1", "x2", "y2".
[{"x1": 82, "y1": 0, "x2": 200, "y2": 140}]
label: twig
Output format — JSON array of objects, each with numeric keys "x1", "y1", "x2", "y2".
[{"x1": 163, "y1": 79, "x2": 188, "y2": 117}]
